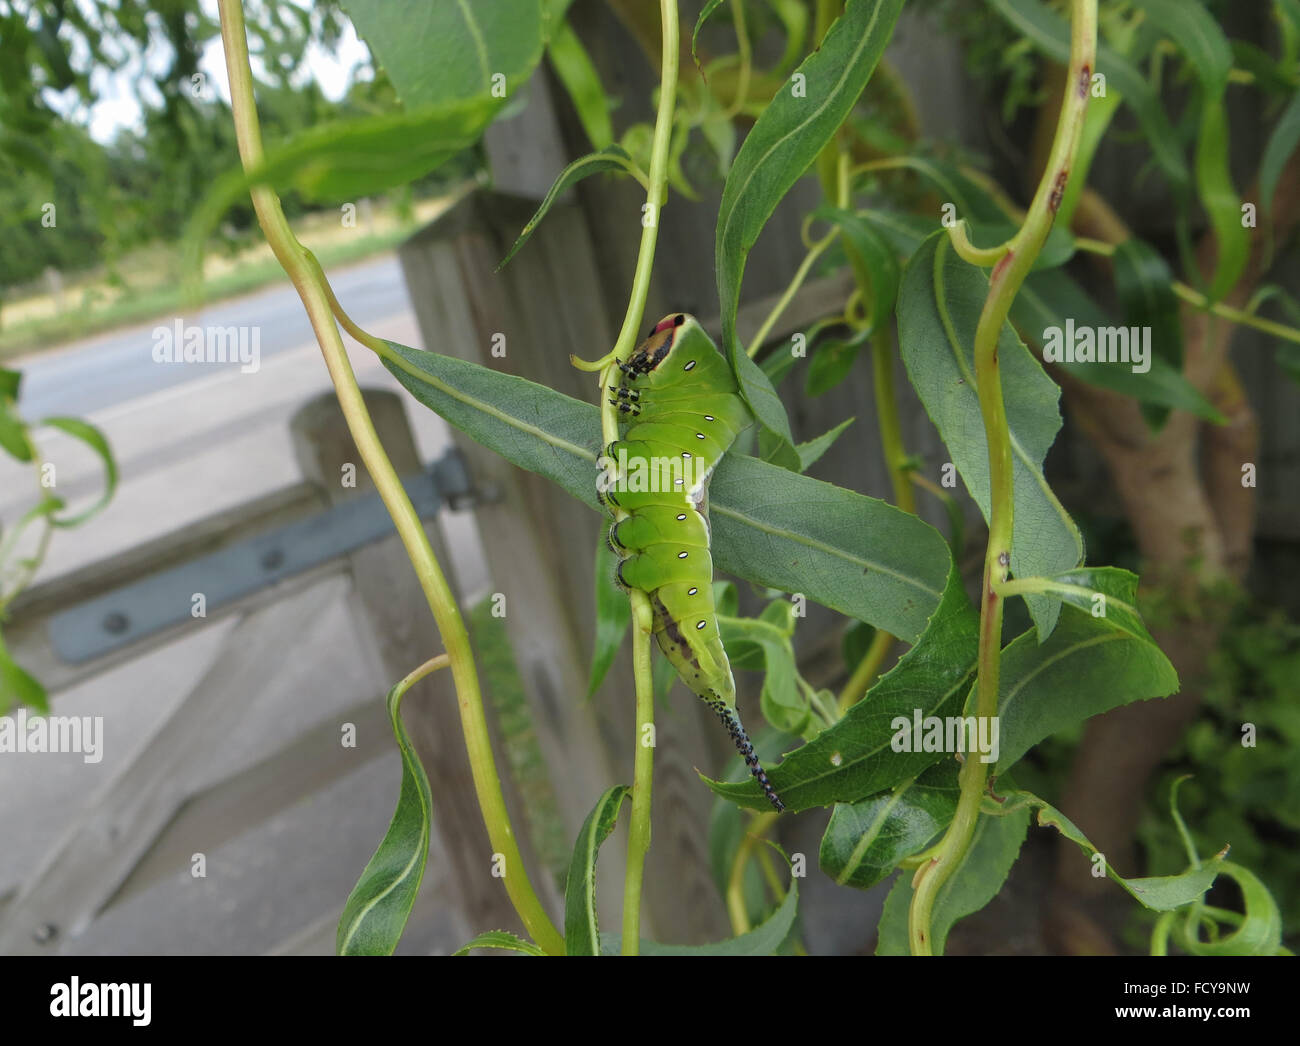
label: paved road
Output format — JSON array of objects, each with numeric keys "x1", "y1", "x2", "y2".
[{"x1": 13, "y1": 254, "x2": 410, "y2": 420}]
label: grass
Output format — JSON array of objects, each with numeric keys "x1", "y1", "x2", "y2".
[{"x1": 0, "y1": 191, "x2": 466, "y2": 361}]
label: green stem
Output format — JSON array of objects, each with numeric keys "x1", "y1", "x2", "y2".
[
  {"x1": 871, "y1": 327, "x2": 915, "y2": 516},
  {"x1": 1173, "y1": 284, "x2": 1300, "y2": 346},
  {"x1": 615, "y1": 0, "x2": 681, "y2": 958},
  {"x1": 607, "y1": 3, "x2": 681, "y2": 377},
  {"x1": 812, "y1": 0, "x2": 842, "y2": 200},
  {"x1": 837, "y1": 625, "x2": 892, "y2": 712},
  {"x1": 621, "y1": 594, "x2": 656, "y2": 954},
  {"x1": 946, "y1": 219, "x2": 1010, "y2": 267},
  {"x1": 747, "y1": 227, "x2": 839, "y2": 356},
  {"x1": 725, "y1": 811, "x2": 779, "y2": 934},
  {"x1": 908, "y1": 0, "x2": 1097, "y2": 957},
  {"x1": 722, "y1": 0, "x2": 752, "y2": 121},
  {"x1": 1071, "y1": 238, "x2": 1300, "y2": 346},
  {"x1": 216, "y1": 0, "x2": 563, "y2": 957}
]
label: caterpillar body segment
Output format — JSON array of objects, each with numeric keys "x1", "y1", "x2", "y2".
[{"x1": 601, "y1": 312, "x2": 784, "y2": 812}]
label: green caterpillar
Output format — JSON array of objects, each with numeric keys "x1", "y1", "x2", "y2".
[{"x1": 597, "y1": 313, "x2": 784, "y2": 812}]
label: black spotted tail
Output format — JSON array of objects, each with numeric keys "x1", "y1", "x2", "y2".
[{"x1": 710, "y1": 701, "x2": 785, "y2": 813}]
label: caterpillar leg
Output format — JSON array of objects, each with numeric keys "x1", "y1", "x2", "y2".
[{"x1": 710, "y1": 699, "x2": 785, "y2": 813}]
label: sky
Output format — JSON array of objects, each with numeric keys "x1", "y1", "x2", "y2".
[{"x1": 48, "y1": 0, "x2": 370, "y2": 144}]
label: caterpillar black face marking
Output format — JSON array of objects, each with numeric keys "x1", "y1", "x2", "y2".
[{"x1": 601, "y1": 312, "x2": 784, "y2": 812}]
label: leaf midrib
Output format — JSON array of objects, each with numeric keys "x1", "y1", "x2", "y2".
[
  {"x1": 455, "y1": 0, "x2": 493, "y2": 92},
  {"x1": 718, "y1": 0, "x2": 890, "y2": 315}
]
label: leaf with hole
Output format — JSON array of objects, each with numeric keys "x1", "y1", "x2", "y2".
[
  {"x1": 704, "y1": 566, "x2": 978, "y2": 812},
  {"x1": 820, "y1": 761, "x2": 958, "y2": 890}
]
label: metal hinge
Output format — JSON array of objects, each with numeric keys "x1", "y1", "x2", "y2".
[{"x1": 47, "y1": 448, "x2": 478, "y2": 664}]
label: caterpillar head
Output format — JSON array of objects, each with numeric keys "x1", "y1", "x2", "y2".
[{"x1": 627, "y1": 313, "x2": 706, "y2": 378}]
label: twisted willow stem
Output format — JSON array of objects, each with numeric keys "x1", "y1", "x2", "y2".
[{"x1": 908, "y1": 0, "x2": 1098, "y2": 956}]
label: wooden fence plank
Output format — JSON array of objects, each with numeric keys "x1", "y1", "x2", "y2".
[{"x1": 0, "y1": 576, "x2": 349, "y2": 954}]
